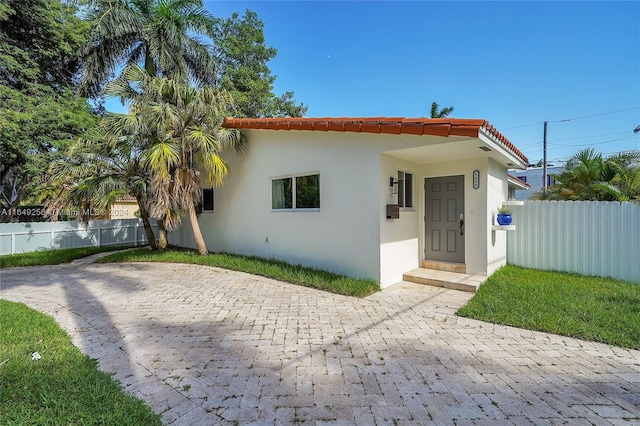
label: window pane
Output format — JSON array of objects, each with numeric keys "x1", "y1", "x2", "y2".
[
  {"x1": 202, "y1": 188, "x2": 214, "y2": 211},
  {"x1": 405, "y1": 172, "x2": 413, "y2": 207},
  {"x1": 272, "y1": 178, "x2": 293, "y2": 209},
  {"x1": 398, "y1": 171, "x2": 405, "y2": 207},
  {"x1": 296, "y1": 174, "x2": 320, "y2": 208}
]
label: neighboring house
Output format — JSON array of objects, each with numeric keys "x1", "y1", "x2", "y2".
[
  {"x1": 109, "y1": 196, "x2": 139, "y2": 219},
  {"x1": 170, "y1": 117, "x2": 528, "y2": 288},
  {"x1": 509, "y1": 165, "x2": 564, "y2": 200},
  {"x1": 508, "y1": 174, "x2": 530, "y2": 200}
]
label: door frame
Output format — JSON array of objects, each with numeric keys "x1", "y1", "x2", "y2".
[{"x1": 422, "y1": 174, "x2": 466, "y2": 264}]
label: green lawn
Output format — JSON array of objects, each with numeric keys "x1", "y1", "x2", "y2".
[
  {"x1": 0, "y1": 245, "x2": 131, "y2": 268},
  {"x1": 0, "y1": 300, "x2": 161, "y2": 425},
  {"x1": 457, "y1": 265, "x2": 640, "y2": 350},
  {"x1": 98, "y1": 247, "x2": 380, "y2": 298}
]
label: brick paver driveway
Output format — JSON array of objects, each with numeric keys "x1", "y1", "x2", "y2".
[{"x1": 1, "y1": 261, "x2": 639, "y2": 425}]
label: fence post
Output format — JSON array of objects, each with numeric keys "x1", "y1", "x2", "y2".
[
  {"x1": 97, "y1": 222, "x2": 101, "y2": 248},
  {"x1": 11, "y1": 232, "x2": 15, "y2": 254},
  {"x1": 50, "y1": 229, "x2": 55, "y2": 250}
]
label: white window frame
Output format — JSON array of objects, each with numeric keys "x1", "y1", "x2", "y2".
[
  {"x1": 397, "y1": 170, "x2": 414, "y2": 209},
  {"x1": 270, "y1": 172, "x2": 320, "y2": 212}
]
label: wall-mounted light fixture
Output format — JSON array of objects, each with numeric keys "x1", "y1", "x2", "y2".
[{"x1": 390, "y1": 177, "x2": 399, "y2": 195}]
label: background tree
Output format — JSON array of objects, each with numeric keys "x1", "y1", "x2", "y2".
[
  {"x1": 213, "y1": 10, "x2": 307, "y2": 118},
  {"x1": 48, "y1": 126, "x2": 159, "y2": 248},
  {"x1": 430, "y1": 102, "x2": 454, "y2": 118},
  {"x1": 536, "y1": 148, "x2": 640, "y2": 201},
  {"x1": 79, "y1": 0, "x2": 220, "y2": 244},
  {"x1": 0, "y1": 0, "x2": 99, "y2": 222},
  {"x1": 79, "y1": 0, "x2": 216, "y2": 97}
]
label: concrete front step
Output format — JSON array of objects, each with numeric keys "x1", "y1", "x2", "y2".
[
  {"x1": 403, "y1": 268, "x2": 486, "y2": 293},
  {"x1": 421, "y1": 260, "x2": 466, "y2": 274}
]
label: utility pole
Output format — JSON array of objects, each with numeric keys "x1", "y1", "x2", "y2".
[{"x1": 543, "y1": 121, "x2": 548, "y2": 193}]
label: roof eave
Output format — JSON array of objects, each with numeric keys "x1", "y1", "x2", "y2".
[
  {"x1": 508, "y1": 174, "x2": 530, "y2": 190},
  {"x1": 479, "y1": 128, "x2": 528, "y2": 169},
  {"x1": 223, "y1": 117, "x2": 529, "y2": 167}
]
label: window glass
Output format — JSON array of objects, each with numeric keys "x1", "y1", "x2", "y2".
[
  {"x1": 296, "y1": 175, "x2": 320, "y2": 208},
  {"x1": 271, "y1": 174, "x2": 320, "y2": 210},
  {"x1": 398, "y1": 171, "x2": 413, "y2": 208},
  {"x1": 404, "y1": 172, "x2": 413, "y2": 207},
  {"x1": 272, "y1": 177, "x2": 293, "y2": 209},
  {"x1": 398, "y1": 171, "x2": 405, "y2": 207},
  {"x1": 202, "y1": 188, "x2": 214, "y2": 211}
]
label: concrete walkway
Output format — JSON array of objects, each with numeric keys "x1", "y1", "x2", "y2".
[{"x1": 1, "y1": 262, "x2": 638, "y2": 425}]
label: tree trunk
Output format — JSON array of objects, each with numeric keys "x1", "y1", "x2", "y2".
[
  {"x1": 157, "y1": 219, "x2": 168, "y2": 250},
  {"x1": 135, "y1": 196, "x2": 157, "y2": 250},
  {"x1": 187, "y1": 205, "x2": 208, "y2": 255}
]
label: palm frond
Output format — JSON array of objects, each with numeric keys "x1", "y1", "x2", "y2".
[{"x1": 145, "y1": 141, "x2": 180, "y2": 178}]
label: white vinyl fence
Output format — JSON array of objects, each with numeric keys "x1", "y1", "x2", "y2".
[
  {"x1": 507, "y1": 201, "x2": 640, "y2": 283},
  {"x1": 0, "y1": 219, "x2": 157, "y2": 255}
]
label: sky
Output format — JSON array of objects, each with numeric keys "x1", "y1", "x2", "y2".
[{"x1": 110, "y1": 1, "x2": 640, "y2": 166}]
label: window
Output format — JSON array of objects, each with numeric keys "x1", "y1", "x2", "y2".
[
  {"x1": 547, "y1": 175, "x2": 555, "y2": 187},
  {"x1": 519, "y1": 176, "x2": 527, "y2": 183},
  {"x1": 202, "y1": 188, "x2": 214, "y2": 212},
  {"x1": 397, "y1": 171, "x2": 413, "y2": 208},
  {"x1": 272, "y1": 174, "x2": 320, "y2": 210}
]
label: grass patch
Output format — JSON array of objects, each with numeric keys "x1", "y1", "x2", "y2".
[
  {"x1": 0, "y1": 245, "x2": 131, "y2": 269},
  {"x1": 98, "y1": 248, "x2": 380, "y2": 297},
  {"x1": 0, "y1": 300, "x2": 161, "y2": 425},
  {"x1": 457, "y1": 265, "x2": 640, "y2": 349}
]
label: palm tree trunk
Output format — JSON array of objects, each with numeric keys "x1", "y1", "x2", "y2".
[
  {"x1": 157, "y1": 218, "x2": 168, "y2": 249},
  {"x1": 135, "y1": 196, "x2": 157, "y2": 250},
  {"x1": 187, "y1": 205, "x2": 208, "y2": 255}
]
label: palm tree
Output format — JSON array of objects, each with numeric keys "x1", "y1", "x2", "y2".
[
  {"x1": 79, "y1": 0, "x2": 219, "y2": 247},
  {"x1": 537, "y1": 148, "x2": 640, "y2": 201},
  {"x1": 48, "y1": 127, "x2": 159, "y2": 249},
  {"x1": 79, "y1": 0, "x2": 216, "y2": 97},
  {"x1": 430, "y1": 102, "x2": 454, "y2": 118},
  {"x1": 105, "y1": 65, "x2": 245, "y2": 254},
  {"x1": 600, "y1": 150, "x2": 640, "y2": 201}
]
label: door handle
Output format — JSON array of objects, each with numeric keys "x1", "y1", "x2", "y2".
[{"x1": 459, "y1": 213, "x2": 464, "y2": 236}]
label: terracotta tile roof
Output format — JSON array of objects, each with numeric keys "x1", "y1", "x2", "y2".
[{"x1": 223, "y1": 117, "x2": 528, "y2": 164}]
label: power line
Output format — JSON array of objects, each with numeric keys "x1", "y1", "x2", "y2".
[
  {"x1": 549, "y1": 134, "x2": 639, "y2": 147},
  {"x1": 502, "y1": 106, "x2": 640, "y2": 130},
  {"x1": 550, "y1": 131, "x2": 630, "y2": 142},
  {"x1": 549, "y1": 148, "x2": 638, "y2": 163},
  {"x1": 502, "y1": 121, "x2": 544, "y2": 131},
  {"x1": 511, "y1": 131, "x2": 635, "y2": 150},
  {"x1": 524, "y1": 135, "x2": 639, "y2": 162},
  {"x1": 550, "y1": 106, "x2": 640, "y2": 123}
]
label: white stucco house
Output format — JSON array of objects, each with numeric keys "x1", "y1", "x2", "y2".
[{"x1": 170, "y1": 117, "x2": 528, "y2": 289}]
